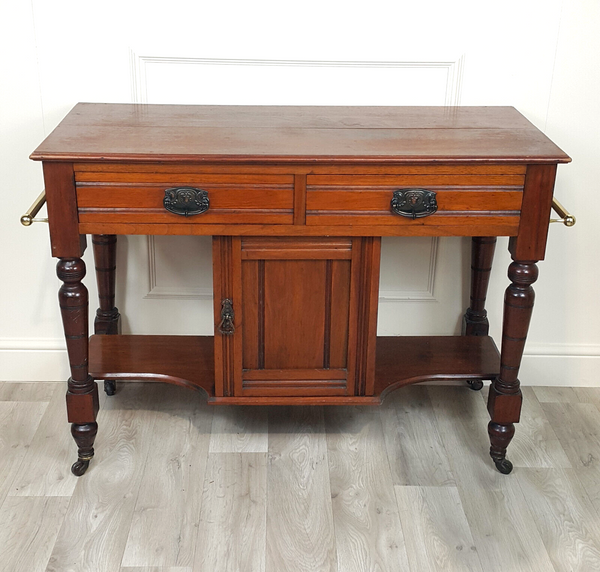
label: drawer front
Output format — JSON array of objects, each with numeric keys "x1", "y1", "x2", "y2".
[
  {"x1": 75, "y1": 169, "x2": 294, "y2": 225},
  {"x1": 306, "y1": 171, "x2": 524, "y2": 227}
]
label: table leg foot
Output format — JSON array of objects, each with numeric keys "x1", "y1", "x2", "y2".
[
  {"x1": 493, "y1": 458, "x2": 513, "y2": 474},
  {"x1": 70, "y1": 422, "x2": 97, "y2": 477},
  {"x1": 467, "y1": 380, "x2": 484, "y2": 391},
  {"x1": 104, "y1": 380, "x2": 117, "y2": 396},
  {"x1": 71, "y1": 459, "x2": 91, "y2": 477},
  {"x1": 488, "y1": 421, "x2": 515, "y2": 474}
]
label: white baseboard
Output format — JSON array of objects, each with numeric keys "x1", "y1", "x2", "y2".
[
  {"x1": 1, "y1": 340, "x2": 599, "y2": 386},
  {"x1": 0, "y1": 348, "x2": 69, "y2": 381}
]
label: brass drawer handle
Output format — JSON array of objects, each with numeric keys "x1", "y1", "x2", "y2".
[
  {"x1": 550, "y1": 197, "x2": 576, "y2": 227},
  {"x1": 391, "y1": 189, "x2": 438, "y2": 219},
  {"x1": 20, "y1": 190, "x2": 48, "y2": 226},
  {"x1": 217, "y1": 299, "x2": 235, "y2": 335},
  {"x1": 164, "y1": 187, "x2": 209, "y2": 217}
]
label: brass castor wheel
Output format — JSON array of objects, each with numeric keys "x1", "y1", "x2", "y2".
[
  {"x1": 494, "y1": 458, "x2": 513, "y2": 475},
  {"x1": 71, "y1": 458, "x2": 91, "y2": 476},
  {"x1": 104, "y1": 380, "x2": 116, "y2": 396},
  {"x1": 467, "y1": 379, "x2": 484, "y2": 391}
]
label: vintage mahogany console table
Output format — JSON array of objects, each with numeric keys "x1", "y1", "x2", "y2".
[{"x1": 26, "y1": 104, "x2": 571, "y2": 476}]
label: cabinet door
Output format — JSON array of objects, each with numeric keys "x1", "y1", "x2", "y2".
[{"x1": 213, "y1": 236, "x2": 380, "y2": 398}]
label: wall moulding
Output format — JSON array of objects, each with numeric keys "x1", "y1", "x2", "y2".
[
  {"x1": 130, "y1": 51, "x2": 466, "y2": 106},
  {"x1": 130, "y1": 51, "x2": 464, "y2": 302}
]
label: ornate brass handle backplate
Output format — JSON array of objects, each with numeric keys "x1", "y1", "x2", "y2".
[
  {"x1": 218, "y1": 299, "x2": 235, "y2": 335},
  {"x1": 163, "y1": 187, "x2": 209, "y2": 217},
  {"x1": 391, "y1": 189, "x2": 438, "y2": 219}
]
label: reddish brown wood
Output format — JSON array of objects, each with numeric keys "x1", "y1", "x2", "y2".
[
  {"x1": 509, "y1": 164, "x2": 558, "y2": 261},
  {"x1": 463, "y1": 237, "x2": 497, "y2": 336},
  {"x1": 212, "y1": 237, "x2": 242, "y2": 397},
  {"x1": 293, "y1": 174, "x2": 307, "y2": 225},
  {"x1": 73, "y1": 162, "x2": 528, "y2": 176},
  {"x1": 210, "y1": 236, "x2": 380, "y2": 398},
  {"x1": 487, "y1": 422, "x2": 515, "y2": 474},
  {"x1": 264, "y1": 259, "x2": 327, "y2": 369},
  {"x1": 45, "y1": 124, "x2": 570, "y2": 164},
  {"x1": 242, "y1": 369, "x2": 347, "y2": 381},
  {"x1": 307, "y1": 189, "x2": 523, "y2": 212},
  {"x1": 79, "y1": 210, "x2": 293, "y2": 226},
  {"x1": 77, "y1": 186, "x2": 293, "y2": 209},
  {"x1": 329, "y1": 259, "x2": 351, "y2": 369},
  {"x1": 31, "y1": 104, "x2": 570, "y2": 164},
  {"x1": 219, "y1": 236, "x2": 369, "y2": 398},
  {"x1": 305, "y1": 215, "x2": 521, "y2": 231},
  {"x1": 307, "y1": 173, "x2": 526, "y2": 186},
  {"x1": 78, "y1": 221, "x2": 520, "y2": 238},
  {"x1": 76, "y1": 172, "x2": 294, "y2": 184},
  {"x1": 43, "y1": 163, "x2": 85, "y2": 258},
  {"x1": 32, "y1": 105, "x2": 570, "y2": 476},
  {"x1": 487, "y1": 259, "x2": 538, "y2": 473},
  {"x1": 92, "y1": 235, "x2": 120, "y2": 335},
  {"x1": 33, "y1": 104, "x2": 541, "y2": 130},
  {"x1": 76, "y1": 172, "x2": 294, "y2": 225},
  {"x1": 57, "y1": 257, "x2": 99, "y2": 476},
  {"x1": 375, "y1": 335, "x2": 500, "y2": 398},
  {"x1": 348, "y1": 237, "x2": 381, "y2": 396},
  {"x1": 92, "y1": 234, "x2": 120, "y2": 396},
  {"x1": 88, "y1": 334, "x2": 500, "y2": 405},
  {"x1": 263, "y1": 259, "x2": 327, "y2": 369},
  {"x1": 88, "y1": 335, "x2": 215, "y2": 394},
  {"x1": 240, "y1": 237, "x2": 353, "y2": 259},
  {"x1": 70, "y1": 422, "x2": 98, "y2": 477}
]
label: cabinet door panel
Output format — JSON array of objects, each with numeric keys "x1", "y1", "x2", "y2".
[
  {"x1": 263, "y1": 259, "x2": 328, "y2": 369},
  {"x1": 214, "y1": 236, "x2": 379, "y2": 398}
]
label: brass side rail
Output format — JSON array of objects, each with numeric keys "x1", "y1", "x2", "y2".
[
  {"x1": 550, "y1": 197, "x2": 576, "y2": 227},
  {"x1": 20, "y1": 191, "x2": 47, "y2": 226},
  {"x1": 20, "y1": 191, "x2": 575, "y2": 228}
]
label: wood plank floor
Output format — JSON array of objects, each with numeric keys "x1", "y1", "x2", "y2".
[{"x1": 2, "y1": 381, "x2": 600, "y2": 572}]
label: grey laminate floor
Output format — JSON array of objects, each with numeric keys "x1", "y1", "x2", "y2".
[{"x1": 1, "y1": 380, "x2": 600, "y2": 572}]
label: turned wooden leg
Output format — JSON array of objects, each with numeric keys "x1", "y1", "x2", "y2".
[
  {"x1": 92, "y1": 235, "x2": 120, "y2": 396},
  {"x1": 487, "y1": 259, "x2": 538, "y2": 474},
  {"x1": 57, "y1": 258, "x2": 99, "y2": 476},
  {"x1": 463, "y1": 236, "x2": 497, "y2": 390},
  {"x1": 463, "y1": 236, "x2": 497, "y2": 335}
]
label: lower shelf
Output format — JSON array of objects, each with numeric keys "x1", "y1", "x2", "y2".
[{"x1": 89, "y1": 334, "x2": 500, "y2": 405}]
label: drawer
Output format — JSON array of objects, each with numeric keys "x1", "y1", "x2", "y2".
[
  {"x1": 75, "y1": 169, "x2": 294, "y2": 225},
  {"x1": 306, "y1": 170, "x2": 525, "y2": 227}
]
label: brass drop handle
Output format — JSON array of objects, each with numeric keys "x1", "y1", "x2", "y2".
[
  {"x1": 20, "y1": 190, "x2": 48, "y2": 226},
  {"x1": 218, "y1": 299, "x2": 235, "y2": 335},
  {"x1": 391, "y1": 189, "x2": 438, "y2": 219},
  {"x1": 164, "y1": 187, "x2": 209, "y2": 216},
  {"x1": 550, "y1": 197, "x2": 576, "y2": 227}
]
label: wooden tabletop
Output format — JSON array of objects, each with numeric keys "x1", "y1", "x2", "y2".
[{"x1": 31, "y1": 103, "x2": 571, "y2": 164}]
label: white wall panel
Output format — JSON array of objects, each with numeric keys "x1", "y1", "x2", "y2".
[
  {"x1": 133, "y1": 54, "x2": 463, "y2": 338},
  {"x1": 1, "y1": 0, "x2": 597, "y2": 383}
]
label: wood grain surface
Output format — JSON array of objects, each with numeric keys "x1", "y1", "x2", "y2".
[
  {"x1": 88, "y1": 334, "x2": 501, "y2": 404},
  {"x1": 381, "y1": 385, "x2": 455, "y2": 487},
  {"x1": 325, "y1": 406, "x2": 410, "y2": 572},
  {"x1": 4, "y1": 380, "x2": 600, "y2": 572},
  {"x1": 266, "y1": 407, "x2": 337, "y2": 572},
  {"x1": 0, "y1": 400, "x2": 48, "y2": 505},
  {"x1": 0, "y1": 496, "x2": 70, "y2": 572},
  {"x1": 46, "y1": 384, "x2": 162, "y2": 572},
  {"x1": 516, "y1": 468, "x2": 600, "y2": 571},
  {"x1": 121, "y1": 385, "x2": 213, "y2": 568},
  {"x1": 31, "y1": 104, "x2": 570, "y2": 164},
  {"x1": 395, "y1": 486, "x2": 482, "y2": 572},
  {"x1": 8, "y1": 384, "x2": 98, "y2": 497},
  {"x1": 194, "y1": 453, "x2": 267, "y2": 572}
]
